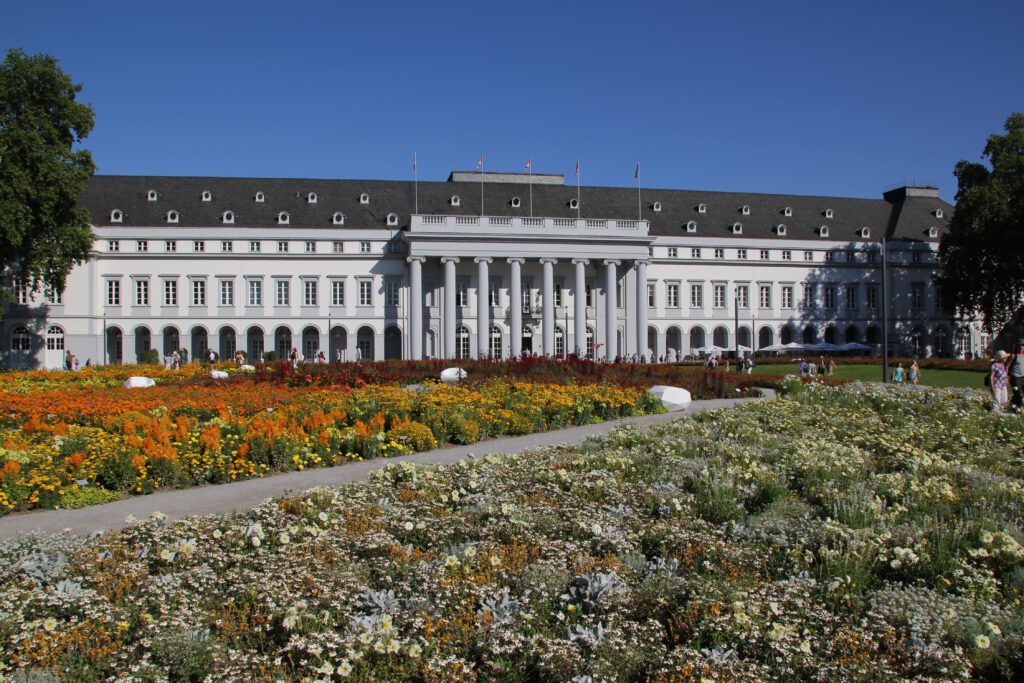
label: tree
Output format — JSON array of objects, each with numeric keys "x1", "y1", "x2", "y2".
[
  {"x1": 0, "y1": 49, "x2": 95, "y2": 306},
  {"x1": 937, "y1": 113, "x2": 1024, "y2": 334}
]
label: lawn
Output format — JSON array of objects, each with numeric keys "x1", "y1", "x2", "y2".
[
  {"x1": 0, "y1": 384, "x2": 1020, "y2": 680},
  {"x1": 751, "y1": 362, "x2": 987, "y2": 389}
]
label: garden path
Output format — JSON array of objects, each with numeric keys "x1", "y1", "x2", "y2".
[{"x1": 0, "y1": 395, "x2": 769, "y2": 539}]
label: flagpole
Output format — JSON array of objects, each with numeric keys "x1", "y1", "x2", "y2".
[
  {"x1": 528, "y1": 156, "x2": 533, "y2": 218},
  {"x1": 636, "y1": 161, "x2": 641, "y2": 221},
  {"x1": 480, "y1": 154, "x2": 484, "y2": 217},
  {"x1": 576, "y1": 159, "x2": 581, "y2": 219},
  {"x1": 413, "y1": 152, "x2": 418, "y2": 215}
]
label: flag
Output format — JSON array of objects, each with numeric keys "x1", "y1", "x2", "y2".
[
  {"x1": 575, "y1": 159, "x2": 580, "y2": 177},
  {"x1": 477, "y1": 154, "x2": 484, "y2": 171},
  {"x1": 635, "y1": 161, "x2": 640, "y2": 179},
  {"x1": 412, "y1": 152, "x2": 417, "y2": 172},
  {"x1": 524, "y1": 156, "x2": 531, "y2": 172}
]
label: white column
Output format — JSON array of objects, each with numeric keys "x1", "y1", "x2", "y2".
[
  {"x1": 573, "y1": 258, "x2": 588, "y2": 356},
  {"x1": 604, "y1": 259, "x2": 619, "y2": 360},
  {"x1": 508, "y1": 258, "x2": 523, "y2": 357},
  {"x1": 407, "y1": 256, "x2": 424, "y2": 360},
  {"x1": 540, "y1": 258, "x2": 556, "y2": 356},
  {"x1": 636, "y1": 259, "x2": 648, "y2": 360},
  {"x1": 475, "y1": 257, "x2": 492, "y2": 358},
  {"x1": 442, "y1": 257, "x2": 458, "y2": 359}
]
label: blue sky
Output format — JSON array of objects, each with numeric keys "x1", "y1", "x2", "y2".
[{"x1": 4, "y1": 1, "x2": 1022, "y2": 202}]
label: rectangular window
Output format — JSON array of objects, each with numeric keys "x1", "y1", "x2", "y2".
[
  {"x1": 137, "y1": 240, "x2": 148, "y2": 252},
  {"x1": 248, "y1": 279, "x2": 262, "y2": 306},
  {"x1": 360, "y1": 241, "x2": 371, "y2": 254},
  {"x1": 691, "y1": 248, "x2": 701, "y2": 259},
  {"x1": 782, "y1": 250, "x2": 792, "y2": 261},
  {"x1": 277, "y1": 241, "x2": 289, "y2": 253},
  {"x1": 760, "y1": 249, "x2": 769, "y2": 260},
  {"x1": 824, "y1": 285, "x2": 836, "y2": 309},
  {"x1": 457, "y1": 278, "x2": 469, "y2": 307},
  {"x1": 911, "y1": 282, "x2": 924, "y2": 310},
  {"x1": 647, "y1": 283, "x2": 655, "y2": 308},
  {"x1": 359, "y1": 280, "x2": 372, "y2": 306},
  {"x1": 165, "y1": 240, "x2": 177, "y2": 253},
  {"x1": 192, "y1": 280, "x2": 206, "y2": 306},
  {"x1": 106, "y1": 279, "x2": 120, "y2": 306},
  {"x1": 108, "y1": 240, "x2": 120, "y2": 252},
  {"x1": 803, "y1": 250, "x2": 813, "y2": 262},
  {"x1": 846, "y1": 250, "x2": 856, "y2": 263},
  {"x1": 714, "y1": 248, "x2": 724, "y2": 259},
  {"x1": 690, "y1": 283, "x2": 704, "y2": 308},
  {"x1": 331, "y1": 280, "x2": 345, "y2": 306},
  {"x1": 737, "y1": 249, "x2": 747, "y2": 260},
  {"x1": 845, "y1": 284, "x2": 857, "y2": 310},
  {"x1": 782, "y1": 285, "x2": 794, "y2": 309},
  {"x1": 713, "y1": 284, "x2": 726, "y2": 308},
  {"x1": 305, "y1": 241, "x2": 316, "y2": 253},
  {"x1": 585, "y1": 284, "x2": 593, "y2": 307},
  {"x1": 275, "y1": 280, "x2": 290, "y2": 306},
  {"x1": 866, "y1": 284, "x2": 878, "y2": 310},
  {"x1": 667, "y1": 247, "x2": 678, "y2": 258},
  {"x1": 249, "y1": 241, "x2": 261, "y2": 253},
  {"x1": 912, "y1": 251, "x2": 922, "y2": 263},
  {"x1": 193, "y1": 240, "x2": 205, "y2": 253},
  {"x1": 867, "y1": 250, "x2": 878, "y2": 264},
  {"x1": 666, "y1": 283, "x2": 679, "y2": 308},
  {"x1": 47, "y1": 286, "x2": 62, "y2": 305},
  {"x1": 803, "y1": 283, "x2": 816, "y2": 308},
  {"x1": 489, "y1": 280, "x2": 499, "y2": 307},
  {"x1": 135, "y1": 280, "x2": 148, "y2": 306},
  {"x1": 759, "y1": 284, "x2": 772, "y2": 308},
  {"x1": 554, "y1": 284, "x2": 563, "y2": 307},
  {"x1": 826, "y1": 251, "x2": 836, "y2": 263},
  {"x1": 304, "y1": 280, "x2": 318, "y2": 306},
  {"x1": 385, "y1": 280, "x2": 399, "y2": 307},
  {"x1": 163, "y1": 280, "x2": 177, "y2": 306},
  {"x1": 220, "y1": 280, "x2": 233, "y2": 306},
  {"x1": 13, "y1": 279, "x2": 28, "y2": 305},
  {"x1": 221, "y1": 241, "x2": 233, "y2": 253},
  {"x1": 333, "y1": 241, "x2": 344, "y2": 253},
  {"x1": 736, "y1": 284, "x2": 748, "y2": 309}
]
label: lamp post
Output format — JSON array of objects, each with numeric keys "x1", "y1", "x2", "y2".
[
  {"x1": 734, "y1": 290, "x2": 740, "y2": 361},
  {"x1": 881, "y1": 238, "x2": 889, "y2": 383}
]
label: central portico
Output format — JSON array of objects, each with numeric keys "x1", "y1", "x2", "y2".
[{"x1": 405, "y1": 214, "x2": 653, "y2": 360}]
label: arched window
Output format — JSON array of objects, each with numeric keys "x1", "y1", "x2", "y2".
[
  {"x1": 45, "y1": 325, "x2": 64, "y2": 351},
  {"x1": 554, "y1": 325, "x2": 565, "y2": 358},
  {"x1": 11, "y1": 326, "x2": 31, "y2": 351},
  {"x1": 689, "y1": 327, "x2": 705, "y2": 351},
  {"x1": 586, "y1": 325, "x2": 595, "y2": 359},
  {"x1": 456, "y1": 325, "x2": 471, "y2": 359},
  {"x1": 489, "y1": 324, "x2": 503, "y2": 359},
  {"x1": 713, "y1": 326, "x2": 729, "y2": 348}
]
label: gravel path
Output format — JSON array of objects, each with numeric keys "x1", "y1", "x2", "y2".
[{"x1": 0, "y1": 394, "x2": 771, "y2": 539}]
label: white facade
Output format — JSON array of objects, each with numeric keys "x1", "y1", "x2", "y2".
[{"x1": 2, "y1": 175, "x2": 972, "y2": 368}]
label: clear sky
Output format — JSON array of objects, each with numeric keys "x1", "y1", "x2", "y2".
[{"x1": 4, "y1": 1, "x2": 1022, "y2": 202}]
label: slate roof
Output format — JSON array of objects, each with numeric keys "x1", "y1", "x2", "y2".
[{"x1": 79, "y1": 175, "x2": 953, "y2": 243}]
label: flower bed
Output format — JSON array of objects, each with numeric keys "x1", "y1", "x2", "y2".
[
  {"x1": 0, "y1": 378, "x2": 659, "y2": 514},
  {"x1": 0, "y1": 384, "x2": 1020, "y2": 680}
]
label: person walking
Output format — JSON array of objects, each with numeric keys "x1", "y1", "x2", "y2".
[
  {"x1": 891, "y1": 361, "x2": 905, "y2": 384},
  {"x1": 990, "y1": 350, "x2": 1010, "y2": 410},
  {"x1": 1008, "y1": 340, "x2": 1024, "y2": 412},
  {"x1": 908, "y1": 360, "x2": 920, "y2": 385},
  {"x1": 827, "y1": 356, "x2": 836, "y2": 376}
]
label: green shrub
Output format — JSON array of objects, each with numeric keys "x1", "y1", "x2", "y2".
[
  {"x1": 137, "y1": 348, "x2": 160, "y2": 365},
  {"x1": 60, "y1": 486, "x2": 123, "y2": 509}
]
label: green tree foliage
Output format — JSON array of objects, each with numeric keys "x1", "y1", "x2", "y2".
[
  {"x1": 0, "y1": 49, "x2": 95, "y2": 305},
  {"x1": 937, "y1": 113, "x2": 1024, "y2": 332}
]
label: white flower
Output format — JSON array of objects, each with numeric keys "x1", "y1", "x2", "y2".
[
  {"x1": 318, "y1": 511, "x2": 329, "y2": 522},
  {"x1": 278, "y1": 533, "x2": 290, "y2": 545},
  {"x1": 800, "y1": 640, "x2": 812, "y2": 654},
  {"x1": 987, "y1": 622, "x2": 1001, "y2": 636},
  {"x1": 591, "y1": 523, "x2": 602, "y2": 535},
  {"x1": 490, "y1": 555, "x2": 502, "y2": 567},
  {"x1": 313, "y1": 662, "x2": 334, "y2": 675},
  {"x1": 768, "y1": 623, "x2": 787, "y2": 640},
  {"x1": 212, "y1": 529, "x2": 222, "y2": 540},
  {"x1": 373, "y1": 640, "x2": 386, "y2": 654},
  {"x1": 404, "y1": 521, "x2": 414, "y2": 531},
  {"x1": 975, "y1": 634, "x2": 991, "y2": 649},
  {"x1": 151, "y1": 511, "x2": 167, "y2": 521},
  {"x1": 408, "y1": 644, "x2": 422, "y2": 658},
  {"x1": 445, "y1": 555, "x2": 459, "y2": 568},
  {"x1": 464, "y1": 546, "x2": 476, "y2": 558},
  {"x1": 380, "y1": 614, "x2": 394, "y2": 633},
  {"x1": 251, "y1": 536, "x2": 261, "y2": 547},
  {"x1": 43, "y1": 617, "x2": 57, "y2": 632},
  {"x1": 159, "y1": 548, "x2": 175, "y2": 562},
  {"x1": 358, "y1": 632, "x2": 373, "y2": 645},
  {"x1": 386, "y1": 639, "x2": 401, "y2": 653},
  {"x1": 337, "y1": 661, "x2": 352, "y2": 677}
]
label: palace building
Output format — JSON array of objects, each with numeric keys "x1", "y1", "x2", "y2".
[{"x1": 3, "y1": 171, "x2": 980, "y2": 370}]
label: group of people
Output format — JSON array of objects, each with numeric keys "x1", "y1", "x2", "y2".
[
  {"x1": 63, "y1": 351, "x2": 91, "y2": 371},
  {"x1": 889, "y1": 360, "x2": 921, "y2": 384},
  {"x1": 704, "y1": 355, "x2": 756, "y2": 373},
  {"x1": 989, "y1": 339, "x2": 1024, "y2": 411},
  {"x1": 798, "y1": 355, "x2": 838, "y2": 378}
]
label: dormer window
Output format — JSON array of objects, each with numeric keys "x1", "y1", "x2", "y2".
[
  {"x1": 775, "y1": 224, "x2": 787, "y2": 236},
  {"x1": 146, "y1": 190, "x2": 158, "y2": 202},
  {"x1": 697, "y1": 203, "x2": 707, "y2": 214},
  {"x1": 332, "y1": 212, "x2": 346, "y2": 226},
  {"x1": 824, "y1": 208, "x2": 834, "y2": 219},
  {"x1": 783, "y1": 207, "x2": 792, "y2": 217},
  {"x1": 818, "y1": 225, "x2": 830, "y2": 237},
  {"x1": 511, "y1": 196, "x2": 521, "y2": 208},
  {"x1": 731, "y1": 222, "x2": 743, "y2": 234},
  {"x1": 450, "y1": 195, "x2": 461, "y2": 207},
  {"x1": 652, "y1": 201, "x2": 662, "y2": 212},
  {"x1": 222, "y1": 211, "x2": 235, "y2": 225},
  {"x1": 307, "y1": 192, "x2": 318, "y2": 204},
  {"x1": 359, "y1": 193, "x2": 370, "y2": 205},
  {"x1": 166, "y1": 210, "x2": 179, "y2": 224},
  {"x1": 858, "y1": 226, "x2": 871, "y2": 239},
  {"x1": 110, "y1": 209, "x2": 124, "y2": 223},
  {"x1": 685, "y1": 221, "x2": 698, "y2": 233},
  {"x1": 568, "y1": 198, "x2": 579, "y2": 209},
  {"x1": 934, "y1": 209, "x2": 944, "y2": 218},
  {"x1": 277, "y1": 212, "x2": 290, "y2": 225},
  {"x1": 386, "y1": 213, "x2": 399, "y2": 226},
  {"x1": 201, "y1": 190, "x2": 212, "y2": 202},
  {"x1": 927, "y1": 226, "x2": 939, "y2": 238},
  {"x1": 740, "y1": 205, "x2": 750, "y2": 216},
  {"x1": 254, "y1": 192, "x2": 265, "y2": 203}
]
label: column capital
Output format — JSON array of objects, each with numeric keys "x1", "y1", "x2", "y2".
[
  {"x1": 474, "y1": 256, "x2": 493, "y2": 264},
  {"x1": 572, "y1": 258, "x2": 590, "y2": 266},
  {"x1": 440, "y1": 256, "x2": 460, "y2": 264},
  {"x1": 539, "y1": 257, "x2": 558, "y2": 265},
  {"x1": 634, "y1": 259, "x2": 649, "y2": 267},
  {"x1": 506, "y1": 257, "x2": 525, "y2": 265},
  {"x1": 406, "y1": 256, "x2": 426, "y2": 264},
  {"x1": 602, "y1": 259, "x2": 621, "y2": 267}
]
